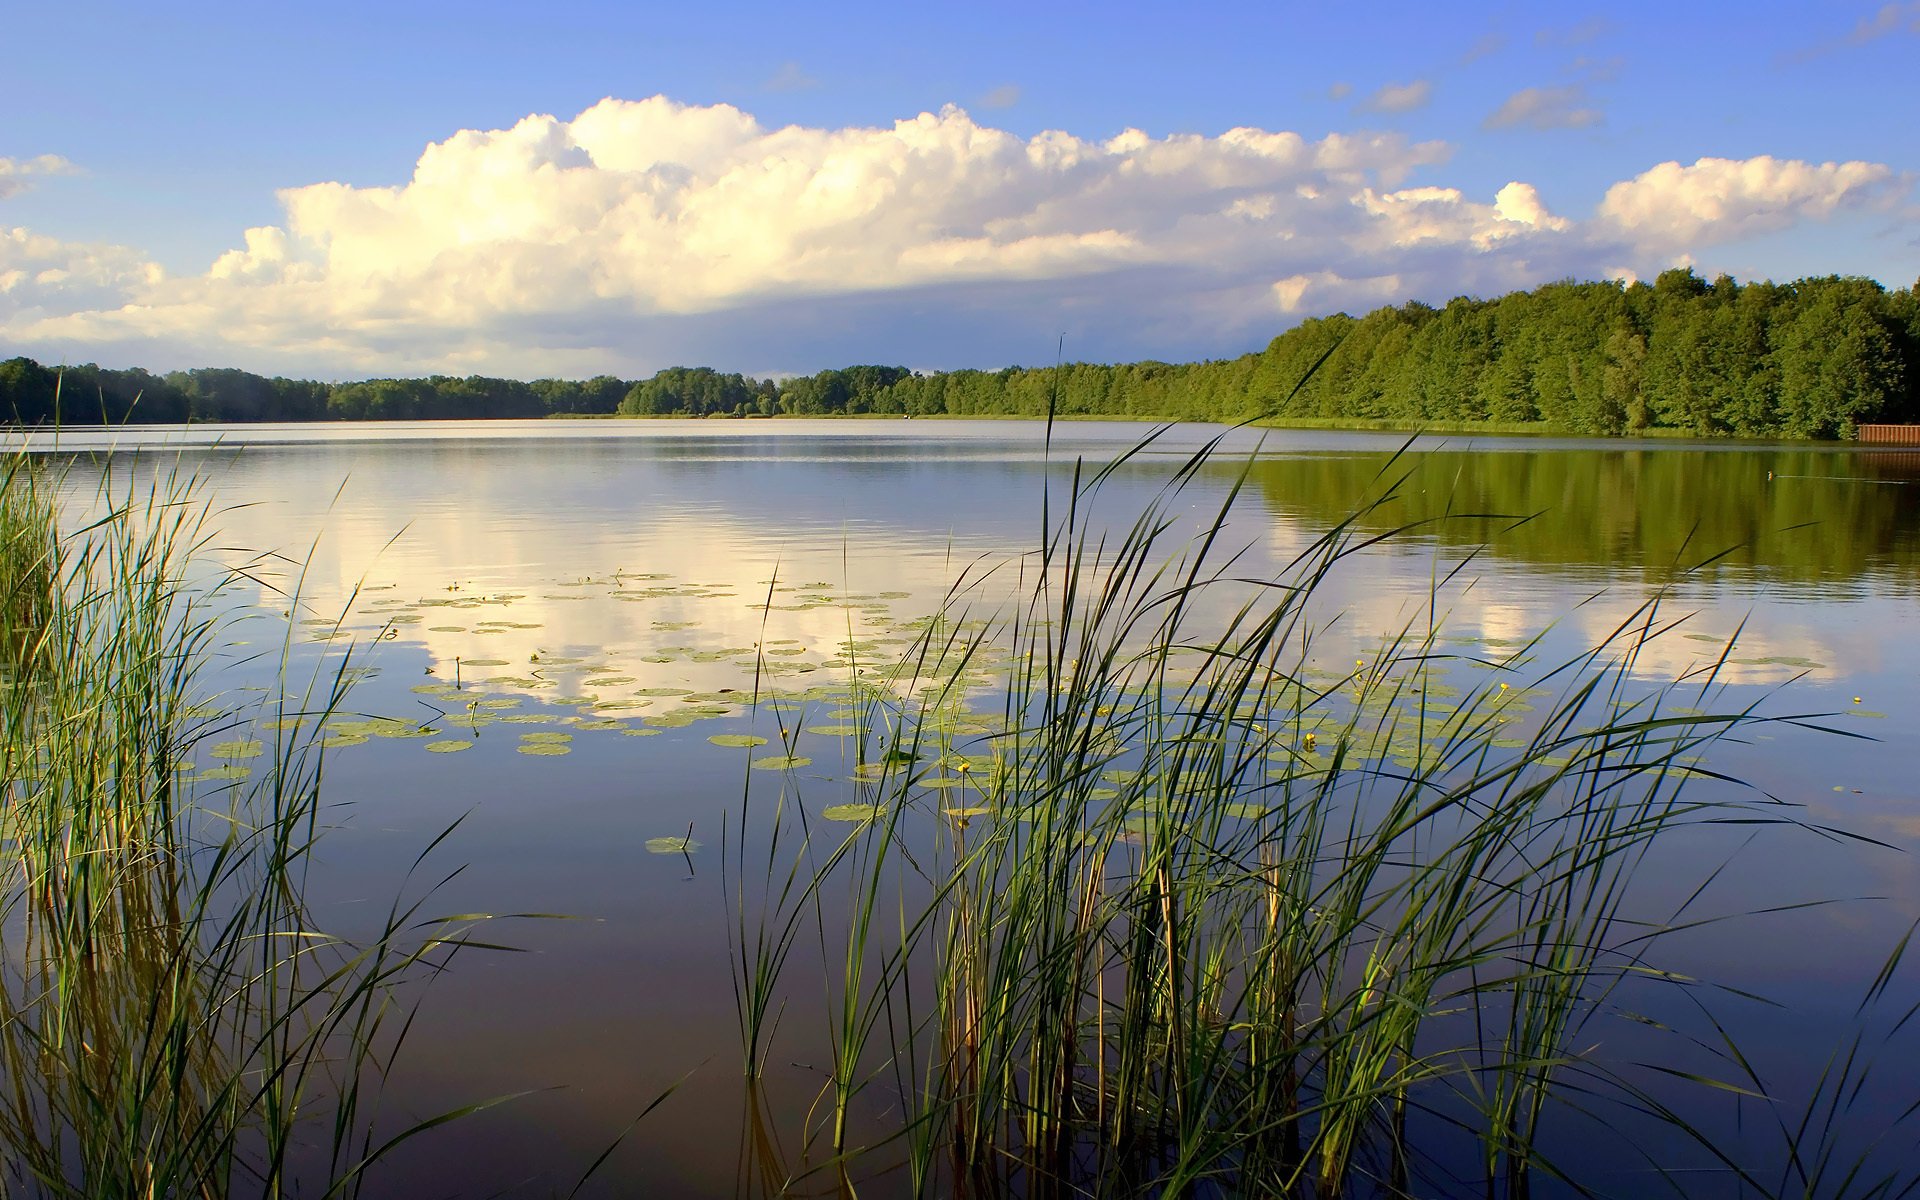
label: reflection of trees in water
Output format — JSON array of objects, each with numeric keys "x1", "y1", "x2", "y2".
[{"x1": 1234, "y1": 450, "x2": 1920, "y2": 590}]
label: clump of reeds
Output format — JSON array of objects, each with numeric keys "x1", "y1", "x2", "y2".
[
  {"x1": 0, "y1": 450, "x2": 493, "y2": 1197},
  {"x1": 728, "y1": 429, "x2": 1912, "y2": 1198},
  {"x1": 0, "y1": 455, "x2": 58, "y2": 673}
]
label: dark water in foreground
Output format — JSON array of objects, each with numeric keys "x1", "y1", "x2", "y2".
[{"x1": 23, "y1": 419, "x2": 1920, "y2": 1195}]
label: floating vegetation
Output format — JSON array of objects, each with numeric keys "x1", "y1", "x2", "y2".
[
  {"x1": 714, "y1": 430, "x2": 1914, "y2": 1200},
  {"x1": 425, "y1": 740, "x2": 473, "y2": 753},
  {"x1": 0, "y1": 456, "x2": 494, "y2": 1194},
  {"x1": 516, "y1": 742, "x2": 571, "y2": 756},
  {"x1": 376, "y1": 723, "x2": 438, "y2": 739},
  {"x1": 1734, "y1": 654, "x2": 1828, "y2": 668},
  {"x1": 645, "y1": 835, "x2": 701, "y2": 854},
  {"x1": 751, "y1": 754, "x2": 811, "y2": 771},
  {"x1": 707, "y1": 734, "x2": 768, "y2": 748}
]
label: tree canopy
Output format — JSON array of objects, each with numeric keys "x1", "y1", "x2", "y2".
[{"x1": 4, "y1": 271, "x2": 1914, "y2": 438}]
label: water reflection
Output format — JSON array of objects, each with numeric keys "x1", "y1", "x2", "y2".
[{"x1": 23, "y1": 421, "x2": 1920, "y2": 1196}]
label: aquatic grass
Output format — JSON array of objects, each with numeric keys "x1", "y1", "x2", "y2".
[
  {"x1": 0, "y1": 446, "x2": 514, "y2": 1197},
  {"x1": 722, "y1": 414, "x2": 1910, "y2": 1196}
]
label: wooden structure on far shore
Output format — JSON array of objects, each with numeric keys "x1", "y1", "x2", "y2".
[{"x1": 1857, "y1": 424, "x2": 1920, "y2": 445}]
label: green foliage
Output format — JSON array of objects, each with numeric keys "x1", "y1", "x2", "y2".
[
  {"x1": 620, "y1": 366, "x2": 768, "y2": 416},
  {"x1": 0, "y1": 457, "x2": 503, "y2": 1195},
  {"x1": 727, "y1": 430, "x2": 1918, "y2": 1196},
  {"x1": 1, "y1": 272, "x2": 1912, "y2": 437}
]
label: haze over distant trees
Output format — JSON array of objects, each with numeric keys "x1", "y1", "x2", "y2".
[{"x1": 4, "y1": 271, "x2": 1915, "y2": 438}]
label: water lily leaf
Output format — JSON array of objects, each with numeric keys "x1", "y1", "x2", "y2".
[
  {"x1": 426, "y1": 740, "x2": 473, "y2": 753},
  {"x1": 520, "y1": 732, "x2": 573, "y2": 743},
  {"x1": 209, "y1": 739, "x2": 265, "y2": 760},
  {"x1": 708, "y1": 734, "x2": 769, "y2": 748},
  {"x1": 645, "y1": 836, "x2": 702, "y2": 854},
  {"x1": 822, "y1": 803, "x2": 882, "y2": 823},
  {"x1": 752, "y1": 754, "x2": 812, "y2": 771},
  {"x1": 517, "y1": 742, "x2": 572, "y2": 756}
]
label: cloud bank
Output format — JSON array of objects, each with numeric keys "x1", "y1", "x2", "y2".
[
  {"x1": 0, "y1": 98, "x2": 1907, "y2": 377},
  {"x1": 0, "y1": 154, "x2": 78, "y2": 201}
]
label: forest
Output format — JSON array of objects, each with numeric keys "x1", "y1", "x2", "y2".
[{"x1": 3, "y1": 270, "x2": 1915, "y2": 437}]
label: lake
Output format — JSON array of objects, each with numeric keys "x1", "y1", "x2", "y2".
[{"x1": 19, "y1": 419, "x2": 1920, "y2": 1197}]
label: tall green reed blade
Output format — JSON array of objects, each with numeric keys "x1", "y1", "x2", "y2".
[{"x1": 0, "y1": 446, "x2": 513, "y2": 1197}]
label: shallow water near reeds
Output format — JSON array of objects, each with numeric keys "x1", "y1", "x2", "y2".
[{"x1": 18, "y1": 418, "x2": 1920, "y2": 1196}]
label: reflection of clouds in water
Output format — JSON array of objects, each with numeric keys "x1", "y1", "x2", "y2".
[
  {"x1": 207, "y1": 498, "x2": 1011, "y2": 704},
  {"x1": 48, "y1": 431, "x2": 1906, "y2": 729},
  {"x1": 1568, "y1": 601, "x2": 1842, "y2": 687},
  {"x1": 1451, "y1": 599, "x2": 1536, "y2": 648}
]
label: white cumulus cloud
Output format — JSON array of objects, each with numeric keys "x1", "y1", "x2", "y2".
[
  {"x1": 0, "y1": 154, "x2": 79, "y2": 200},
  {"x1": 1, "y1": 226, "x2": 162, "y2": 325},
  {"x1": 0, "y1": 101, "x2": 1909, "y2": 377},
  {"x1": 1597, "y1": 155, "x2": 1902, "y2": 251}
]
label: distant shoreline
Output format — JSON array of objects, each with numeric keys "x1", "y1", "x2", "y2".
[{"x1": 549, "y1": 410, "x2": 1806, "y2": 441}]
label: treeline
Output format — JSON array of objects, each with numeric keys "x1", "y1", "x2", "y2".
[{"x1": 3, "y1": 271, "x2": 1916, "y2": 437}]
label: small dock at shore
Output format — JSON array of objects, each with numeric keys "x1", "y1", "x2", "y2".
[{"x1": 1858, "y1": 424, "x2": 1920, "y2": 445}]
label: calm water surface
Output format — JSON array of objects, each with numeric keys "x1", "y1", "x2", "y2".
[{"x1": 23, "y1": 420, "x2": 1920, "y2": 1195}]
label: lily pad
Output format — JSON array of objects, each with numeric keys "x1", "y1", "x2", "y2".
[
  {"x1": 752, "y1": 754, "x2": 812, "y2": 771},
  {"x1": 645, "y1": 836, "x2": 702, "y2": 854},
  {"x1": 708, "y1": 734, "x2": 769, "y2": 748},
  {"x1": 516, "y1": 742, "x2": 572, "y2": 756},
  {"x1": 425, "y1": 740, "x2": 473, "y2": 753},
  {"x1": 208, "y1": 739, "x2": 265, "y2": 760},
  {"x1": 822, "y1": 803, "x2": 883, "y2": 823}
]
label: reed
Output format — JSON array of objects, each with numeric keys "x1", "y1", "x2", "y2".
[
  {"x1": 0, "y1": 448, "x2": 497, "y2": 1197},
  {"x1": 727, "y1": 423, "x2": 1909, "y2": 1197}
]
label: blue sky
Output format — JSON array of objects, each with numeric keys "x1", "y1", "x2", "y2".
[{"x1": 2, "y1": 0, "x2": 1914, "y2": 379}]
